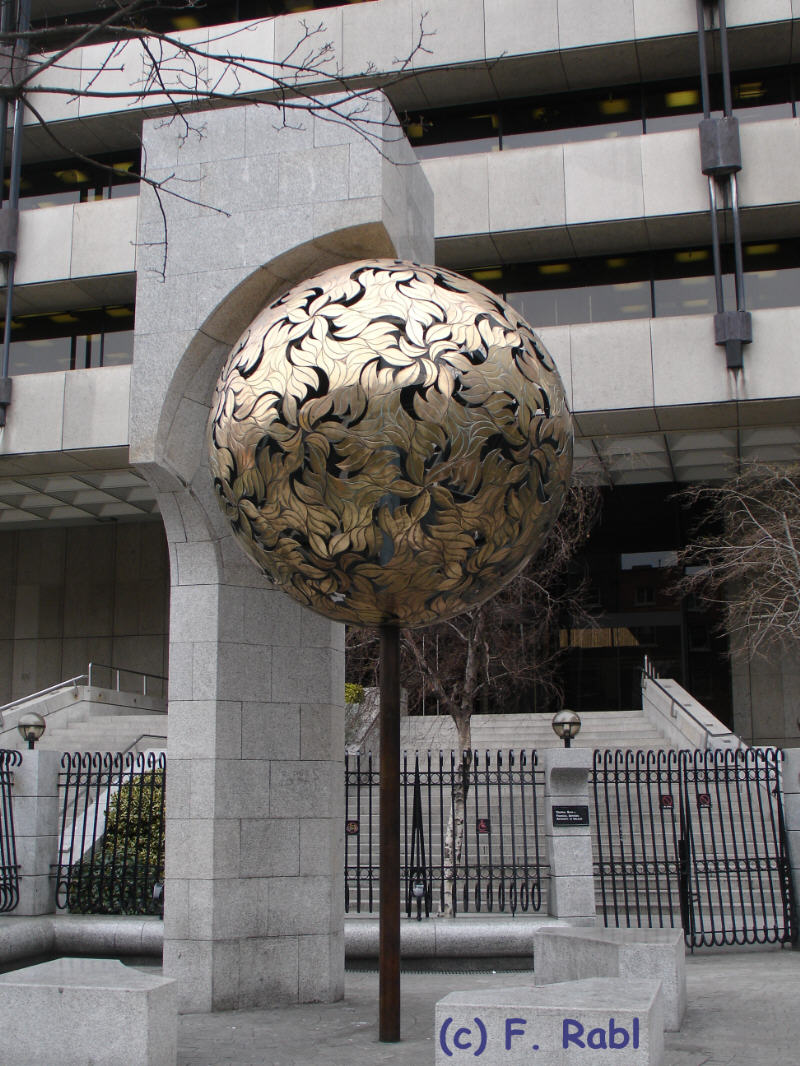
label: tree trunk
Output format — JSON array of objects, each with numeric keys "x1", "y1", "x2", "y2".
[{"x1": 441, "y1": 713, "x2": 472, "y2": 917}]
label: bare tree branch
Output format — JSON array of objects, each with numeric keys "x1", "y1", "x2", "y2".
[
  {"x1": 1, "y1": 7, "x2": 433, "y2": 278},
  {"x1": 673, "y1": 463, "x2": 800, "y2": 657},
  {"x1": 347, "y1": 480, "x2": 603, "y2": 730}
]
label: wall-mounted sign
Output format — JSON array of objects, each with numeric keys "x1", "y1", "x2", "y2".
[
  {"x1": 345, "y1": 819, "x2": 360, "y2": 836},
  {"x1": 477, "y1": 818, "x2": 490, "y2": 834},
  {"x1": 660, "y1": 794, "x2": 674, "y2": 809},
  {"x1": 552, "y1": 804, "x2": 590, "y2": 827},
  {"x1": 697, "y1": 793, "x2": 712, "y2": 809}
]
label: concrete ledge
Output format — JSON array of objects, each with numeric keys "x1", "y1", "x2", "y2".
[
  {"x1": 0, "y1": 957, "x2": 176, "y2": 1066},
  {"x1": 0, "y1": 914, "x2": 566, "y2": 967},
  {"x1": 0, "y1": 915, "x2": 164, "y2": 966},
  {"x1": 435, "y1": 977, "x2": 664, "y2": 1065},
  {"x1": 346, "y1": 916, "x2": 569, "y2": 958},
  {"x1": 534, "y1": 927, "x2": 685, "y2": 1031}
]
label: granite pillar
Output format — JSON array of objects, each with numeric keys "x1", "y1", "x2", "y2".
[
  {"x1": 12, "y1": 749, "x2": 60, "y2": 916},
  {"x1": 541, "y1": 747, "x2": 597, "y2": 923}
]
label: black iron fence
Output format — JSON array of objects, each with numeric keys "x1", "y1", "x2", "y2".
[
  {"x1": 43, "y1": 743, "x2": 797, "y2": 943},
  {"x1": 0, "y1": 749, "x2": 21, "y2": 912},
  {"x1": 592, "y1": 748, "x2": 796, "y2": 948},
  {"x1": 55, "y1": 751, "x2": 165, "y2": 915},
  {"x1": 344, "y1": 749, "x2": 548, "y2": 917}
]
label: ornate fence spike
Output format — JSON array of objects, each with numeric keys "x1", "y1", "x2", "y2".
[{"x1": 0, "y1": 749, "x2": 22, "y2": 912}]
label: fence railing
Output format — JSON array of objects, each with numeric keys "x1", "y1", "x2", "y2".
[
  {"x1": 592, "y1": 747, "x2": 795, "y2": 948},
  {"x1": 55, "y1": 751, "x2": 166, "y2": 916},
  {"x1": 345, "y1": 749, "x2": 548, "y2": 917},
  {"x1": 0, "y1": 749, "x2": 21, "y2": 911}
]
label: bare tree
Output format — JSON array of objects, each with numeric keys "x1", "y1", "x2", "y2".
[
  {"x1": 674, "y1": 463, "x2": 800, "y2": 658},
  {"x1": 0, "y1": 1, "x2": 431, "y2": 269},
  {"x1": 346, "y1": 480, "x2": 601, "y2": 913}
]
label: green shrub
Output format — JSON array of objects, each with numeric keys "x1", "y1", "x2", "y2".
[
  {"x1": 345, "y1": 682, "x2": 365, "y2": 704},
  {"x1": 66, "y1": 770, "x2": 165, "y2": 916}
]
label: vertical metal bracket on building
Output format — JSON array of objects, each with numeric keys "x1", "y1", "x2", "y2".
[
  {"x1": 695, "y1": 0, "x2": 752, "y2": 371},
  {"x1": 0, "y1": 0, "x2": 33, "y2": 427}
]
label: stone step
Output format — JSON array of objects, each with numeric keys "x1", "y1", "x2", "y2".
[
  {"x1": 39, "y1": 713, "x2": 167, "y2": 753},
  {"x1": 397, "y1": 710, "x2": 678, "y2": 754}
]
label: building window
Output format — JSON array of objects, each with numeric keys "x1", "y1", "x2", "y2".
[
  {"x1": 407, "y1": 64, "x2": 799, "y2": 158},
  {"x1": 467, "y1": 240, "x2": 800, "y2": 328},
  {"x1": 31, "y1": 1, "x2": 376, "y2": 42},
  {"x1": 1, "y1": 306, "x2": 135, "y2": 375},
  {"x1": 8, "y1": 152, "x2": 141, "y2": 212}
]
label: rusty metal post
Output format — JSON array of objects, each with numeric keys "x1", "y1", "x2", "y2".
[{"x1": 379, "y1": 623, "x2": 401, "y2": 1041}]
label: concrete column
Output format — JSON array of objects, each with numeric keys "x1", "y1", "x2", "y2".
[
  {"x1": 161, "y1": 491, "x2": 345, "y2": 1012},
  {"x1": 13, "y1": 749, "x2": 60, "y2": 915},
  {"x1": 541, "y1": 748, "x2": 597, "y2": 924},
  {"x1": 779, "y1": 748, "x2": 800, "y2": 923}
]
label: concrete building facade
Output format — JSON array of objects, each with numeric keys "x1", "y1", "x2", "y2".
[{"x1": 2, "y1": 0, "x2": 800, "y2": 1007}]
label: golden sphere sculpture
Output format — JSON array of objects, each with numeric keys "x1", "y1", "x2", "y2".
[{"x1": 208, "y1": 260, "x2": 572, "y2": 627}]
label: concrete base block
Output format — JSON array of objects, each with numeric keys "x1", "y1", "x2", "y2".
[
  {"x1": 533, "y1": 926, "x2": 685, "y2": 1031},
  {"x1": 0, "y1": 957, "x2": 177, "y2": 1066},
  {"x1": 435, "y1": 977, "x2": 663, "y2": 1065}
]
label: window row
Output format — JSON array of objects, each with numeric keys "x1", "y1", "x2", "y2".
[
  {"x1": 2, "y1": 306, "x2": 134, "y2": 376},
  {"x1": 471, "y1": 241, "x2": 800, "y2": 328},
  {"x1": 31, "y1": 1, "x2": 373, "y2": 43},
  {"x1": 8, "y1": 151, "x2": 140, "y2": 213},
  {"x1": 408, "y1": 65, "x2": 800, "y2": 158},
  {"x1": 4, "y1": 238, "x2": 797, "y2": 375}
]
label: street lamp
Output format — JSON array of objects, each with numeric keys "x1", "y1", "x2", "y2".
[
  {"x1": 17, "y1": 711, "x2": 46, "y2": 749},
  {"x1": 412, "y1": 882, "x2": 425, "y2": 922},
  {"x1": 552, "y1": 709, "x2": 581, "y2": 749}
]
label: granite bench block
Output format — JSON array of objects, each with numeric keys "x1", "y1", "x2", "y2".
[
  {"x1": 0, "y1": 957, "x2": 177, "y2": 1066},
  {"x1": 435, "y1": 977, "x2": 663, "y2": 1065},
  {"x1": 533, "y1": 926, "x2": 685, "y2": 1030}
]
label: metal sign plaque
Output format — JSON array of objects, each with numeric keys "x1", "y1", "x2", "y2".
[
  {"x1": 660, "y1": 794, "x2": 674, "y2": 809},
  {"x1": 552, "y1": 804, "x2": 590, "y2": 827},
  {"x1": 477, "y1": 818, "x2": 490, "y2": 834},
  {"x1": 345, "y1": 819, "x2": 360, "y2": 836}
]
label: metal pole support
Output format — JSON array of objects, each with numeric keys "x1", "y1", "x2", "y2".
[{"x1": 379, "y1": 623, "x2": 401, "y2": 1042}]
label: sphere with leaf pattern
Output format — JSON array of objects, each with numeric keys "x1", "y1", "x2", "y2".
[{"x1": 208, "y1": 259, "x2": 572, "y2": 627}]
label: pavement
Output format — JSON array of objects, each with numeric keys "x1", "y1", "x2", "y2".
[{"x1": 176, "y1": 948, "x2": 800, "y2": 1065}]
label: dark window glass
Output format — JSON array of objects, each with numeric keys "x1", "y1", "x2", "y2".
[
  {"x1": 409, "y1": 64, "x2": 799, "y2": 157},
  {"x1": 8, "y1": 336, "x2": 72, "y2": 375},
  {"x1": 731, "y1": 68, "x2": 793, "y2": 122},
  {"x1": 644, "y1": 80, "x2": 702, "y2": 133},
  {"x1": 98, "y1": 330, "x2": 135, "y2": 367},
  {"x1": 2, "y1": 306, "x2": 135, "y2": 376},
  {"x1": 509, "y1": 281, "x2": 651, "y2": 327},
  {"x1": 503, "y1": 88, "x2": 641, "y2": 148},
  {"x1": 406, "y1": 107, "x2": 501, "y2": 157},
  {"x1": 10, "y1": 152, "x2": 141, "y2": 212},
  {"x1": 470, "y1": 239, "x2": 800, "y2": 328},
  {"x1": 30, "y1": 1, "x2": 373, "y2": 42},
  {"x1": 653, "y1": 275, "x2": 719, "y2": 318}
]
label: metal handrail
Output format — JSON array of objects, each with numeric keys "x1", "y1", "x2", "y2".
[
  {"x1": 87, "y1": 663, "x2": 167, "y2": 698},
  {"x1": 642, "y1": 655, "x2": 731, "y2": 746},
  {"x1": 0, "y1": 675, "x2": 87, "y2": 726},
  {"x1": 122, "y1": 734, "x2": 168, "y2": 754},
  {"x1": 0, "y1": 663, "x2": 168, "y2": 729}
]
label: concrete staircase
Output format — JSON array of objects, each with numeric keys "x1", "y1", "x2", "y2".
[
  {"x1": 394, "y1": 709, "x2": 676, "y2": 756},
  {"x1": 37, "y1": 711, "x2": 167, "y2": 754},
  {"x1": 0, "y1": 684, "x2": 167, "y2": 755}
]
